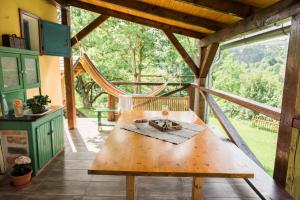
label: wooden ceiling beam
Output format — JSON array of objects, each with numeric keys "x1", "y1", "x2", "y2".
[
  {"x1": 65, "y1": 0, "x2": 207, "y2": 39},
  {"x1": 199, "y1": 0, "x2": 300, "y2": 47},
  {"x1": 164, "y1": 30, "x2": 199, "y2": 77},
  {"x1": 71, "y1": 15, "x2": 109, "y2": 47},
  {"x1": 87, "y1": 0, "x2": 225, "y2": 31},
  {"x1": 176, "y1": 0, "x2": 254, "y2": 18}
]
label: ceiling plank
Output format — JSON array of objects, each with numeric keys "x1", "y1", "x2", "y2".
[
  {"x1": 65, "y1": 0, "x2": 207, "y2": 39},
  {"x1": 71, "y1": 15, "x2": 109, "y2": 47},
  {"x1": 199, "y1": 0, "x2": 299, "y2": 47},
  {"x1": 164, "y1": 30, "x2": 199, "y2": 77},
  {"x1": 176, "y1": 0, "x2": 254, "y2": 18},
  {"x1": 86, "y1": 0, "x2": 225, "y2": 31}
]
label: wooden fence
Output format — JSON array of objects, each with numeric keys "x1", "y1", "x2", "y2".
[
  {"x1": 132, "y1": 96, "x2": 190, "y2": 111},
  {"x1": 251, "y1": 116, "x2": 279, "y2": 132}
]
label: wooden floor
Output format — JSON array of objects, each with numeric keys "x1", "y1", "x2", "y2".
[{"x1": 0, "y1": 118, "x2": 261, "y2": 200}]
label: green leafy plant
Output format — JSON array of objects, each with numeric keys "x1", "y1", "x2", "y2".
[{"x1": 26, "y1": 95, "x2": 51, "y2": 114}]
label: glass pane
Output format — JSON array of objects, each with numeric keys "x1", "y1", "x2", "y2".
[
  {"x1": 24, "y1": 58, "x2": 38, "y2": 84},
  {"x1": 1, "y1": 57, "x2": 20, "y2": 88}
]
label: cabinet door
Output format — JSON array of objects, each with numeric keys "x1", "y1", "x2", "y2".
[
  {"x1": 51, "y1": 116, "x2": 64, "y2": 155},
  {"x1": 0, "y1": 52, "x2": 23, "y2": 91},
  {"x1": 39, "y1": 20, "x2": 71, "y2": 57},
  {"x1": 21, "y1": 55, "x2": 40, "y2": 88},
  {"x1": 36, "y1": 122, "x2": 52, "y2": 169}
]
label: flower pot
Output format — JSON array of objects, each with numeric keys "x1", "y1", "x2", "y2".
[{"x1": 10, "y1": 170, "x2": 32, "y2": 186}]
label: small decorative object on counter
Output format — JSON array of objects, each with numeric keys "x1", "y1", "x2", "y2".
[
  {"x1": 26, "y1": 95, "x2": 51, "y2": 114},
  {"x1": 13, "y1": 99, "x2": 24, "y2": 118},
  {"x1": 10, "y1": 156, "x2": 32, "y2": 186},
  {"x1": 1, "y1": 94, "x2": 9, "y2": 117}
]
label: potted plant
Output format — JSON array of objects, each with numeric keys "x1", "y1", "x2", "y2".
[
  {"x1": 26, "y1": 95, "x2": 51, "y2": 114},
  {"x1": 10, "y1": 156, "x2": 32, "y2": 186}
]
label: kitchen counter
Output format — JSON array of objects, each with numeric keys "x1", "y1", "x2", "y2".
[{"x1": 0, "y1": 106, "x2": 63, "y2": 122}]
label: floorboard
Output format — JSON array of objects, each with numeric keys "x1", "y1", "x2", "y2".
[{"x1": 0, "y1": 118, "x2": 260, "y2": 200}]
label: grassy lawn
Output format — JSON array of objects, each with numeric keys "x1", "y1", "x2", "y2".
[{"x1": 208, "y1": 117, "x2": 278, "y2": 176}]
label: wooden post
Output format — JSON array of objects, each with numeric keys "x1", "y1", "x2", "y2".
[
  {"x1": 126, "y1": 176, "x2": 135, "y2": 200},
  {"x1": 107, "y1": 94, "x2": 116, "y2": 121},
  {"x1": 274, "y1": 14, "x2": 300, "y2": 198},
  {"x1": 192, "y1": 177, "x2": 203, "y2": 200},
  {"x1": 188, "y1": 85, "x2": 195, "y2": 111},
  {"x1": 61, "y1": 7, "x2": 76, "y2": 129}
]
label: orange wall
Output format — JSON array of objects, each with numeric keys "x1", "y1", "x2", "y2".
[{"x1": 0, "y1": 0, "x2": 63, "y2": 106}]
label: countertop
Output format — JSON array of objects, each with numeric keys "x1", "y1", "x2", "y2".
[{"x1": 0, "y1": 106, "x2": 63, "y2": 122}]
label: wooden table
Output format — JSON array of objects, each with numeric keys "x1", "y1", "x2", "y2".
[{"x1": 88, "y1": 111, "x2": 254, "y2": 200}]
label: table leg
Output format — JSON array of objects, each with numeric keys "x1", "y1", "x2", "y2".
[
  {"x1": 126, "y1": 176, "x2": 135, "y2": 200},
  {"x1": 192, "y1": 177, "x2": 203, "y2": 200}
]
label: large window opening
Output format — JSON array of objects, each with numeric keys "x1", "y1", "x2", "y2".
[{"x1": 208, "y1": 31, "x2": 290, "y2": 176}]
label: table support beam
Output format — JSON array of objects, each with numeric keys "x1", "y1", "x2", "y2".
[
  {"x1": 126, "y1": 176, "x2": 135, "y2": 200},
  {"x1": 192, "y1": 177, "x2": 204, "y2": 200}
]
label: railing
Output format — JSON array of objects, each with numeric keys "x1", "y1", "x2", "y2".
[{"x1": 132, "y1": 96, "x2": 190, "y2": 111}]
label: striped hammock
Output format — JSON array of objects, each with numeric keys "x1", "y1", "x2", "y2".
[{"x1": 73, "y1": 53, "x2": 167, "y2": 98}]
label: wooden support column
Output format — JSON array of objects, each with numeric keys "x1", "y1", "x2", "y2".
[
  {"x1": 126, "y1": 176, "x2": 135, "y2": 200},
  {"x1": 188, "y1": 85, "x2": 195, "y2": 111},
  {"x1": 194, "y1": 43, "x2": 219, "y2": 121},
  {"x1": 61, "y1": 7, "x2": 76, "y2": 129},
  {"x1": 274, "y1": 14, "x2": 300, "y2": 197},
  {"x1": 107, "y1": 94, "x2": 116, "y2": 121}
]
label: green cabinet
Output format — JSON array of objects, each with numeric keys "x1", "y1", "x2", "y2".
[
  {"x1": 0, "y1": 52, "x2": 23, "y2": 91},
  {"x1": 51, "y1": 116, "x2": 64, "y2": 155},
  {"x1": 0, "y1": 107, "x2": 64, "y2": 175},
  {"x1": 36, "y1": 122, "x2": 52, "y2": 169},
  {"x1": 0, "y1": 47, "x2": 40, "y2": 92},
  {"x1": 36, "y1": 115, "x2": 64, "y2": 169},
  {"x1": 21, "y1": 55, "x2": 40, "y2": 88}
]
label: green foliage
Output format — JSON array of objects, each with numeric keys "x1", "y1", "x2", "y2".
[
  {"x1": 211, "y1": 37, "x2": 288, "y2": 119},
  {"x1": 70, "y1": 7, "x2": 196, "y2": 107},
  {"x1": 26, "y1": 95, "x2": 51, "y2": 114}
]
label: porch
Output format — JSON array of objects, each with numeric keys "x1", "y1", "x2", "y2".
[{"x1": 0, "y1": 118, "x2": 260, "y2": 200}]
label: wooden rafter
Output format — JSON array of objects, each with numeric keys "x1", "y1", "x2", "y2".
[
  {"x1": 176, "y1": 0, "x2": 254, "y2": 18},
  {"x1": 160, "y1": 85, "x2": 190, "y2": 97},
  {"x1": 66, "y1": 0, "x2": 207, "y2": 39},
  {"x1": 201, "y1": 92, "x2": 264, "y2": 168},
  {"x1": 199, "y1": 86, "x2": 281, "y2": 121},
  {"x1": 199, "y1": 0, "x2": 299, "y2": 47},
  {"x1": 85, "y1": 0, "x2": 225, "y2": 31},
  {"x1": 71, "y1": 15, "x2": 109, "y2": 47},
  {"x1": 199, "y1": 43, "x2": 219, "y2": 78},
  {"x1": 164, "y1": 30, "x2": 199, "y2": 77},
  {"x1": 274, "y1": 13, "x2": 300, "y2": 187}
]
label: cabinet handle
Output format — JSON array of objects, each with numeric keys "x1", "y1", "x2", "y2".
[{"x1": 48, "y1": 131, "x2": 54, "y2": 135}]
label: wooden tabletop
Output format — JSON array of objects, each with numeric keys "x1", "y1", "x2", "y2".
[{"x1": 88, "y1": 110, "x2": 254, "y2": 178}]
